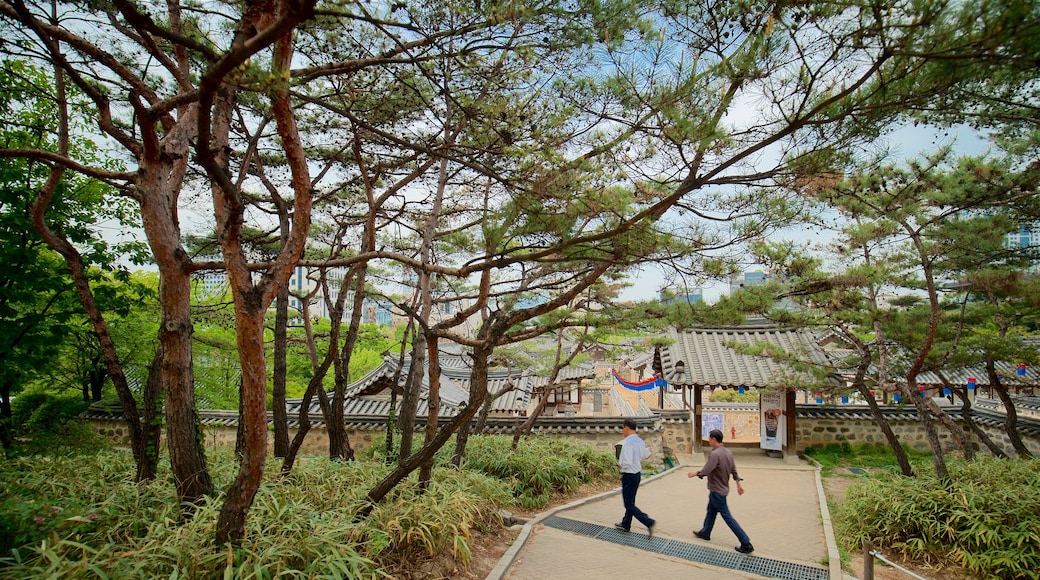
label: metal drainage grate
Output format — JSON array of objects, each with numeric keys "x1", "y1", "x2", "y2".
[
  {"x1": 846, "y1": 467, "x2": 867, "y2": 475},
  {"x1": 542, "y1": 515, "x2": 829, "y2": 580}
]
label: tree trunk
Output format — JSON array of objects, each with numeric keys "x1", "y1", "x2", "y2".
[
  {"x1": 208, "y1": 2, "x2": 317, "y2": 541},
  {"x1": 922, "y1": 397, "x2": 973, "y2": 461},
  {"x1": 364, "y1": 344, "x2": 492, "y2": 513},
  {"x1": 988, "y1": 362, "x2": 1032, "y2": 457},
  {"x1": 330, "y1": 267, "x2": 367, "y2": 462},
  {"x1": 216, "y1": 309, "x2": 268, "y2": 543},
  {"x1": 29, "y1": 75, "x2": 160, "y2": 482},
  {"x1": 281, "y1": 345, "x2": 338, "y2": 475},
  {"x1": 143, "y1": 349, "x2": 164, "y2": 473},
  {"x1": 857, "y1": 384, "x2": 913, "y2": 476},
  {"x1": 933, "y1": 371, "x2": 1005, "y2": 459},
  {"x1": 904, "y1": 379, "x2": 948, "y2": 481},
  {"x1": 36, "y1": 224, "x2": 157, "y2": 481},
  {"x1": 512, "y1": 387, "x2": 553, "y2": 450},
  {"x1": 420, "y1": 336, "x2": 440, "y2": 483},
  {"x1": 88, "y1": 365, "x2": 106, "y2": 402},
  {"x1": 0, "y1": 380, "x2": 14, "y2": 451},
  {"x1": 157, "y1": 266, "x2": 213, "y2": 504},
  {"x1": 841, "y1": 328, "x2": 913, "y2": 476},
  {"x1": 271, "y1": 284, "x2": 290, "y2": 458},
  {"x1": 958, "y1": 391, "x2": 1007, "y2": 458},
  {"x1": 452, "y1": 422, "x2": 471, "y2": 469},
  {"x1": 282, "y1": 279, "x2": 342, "y2": 474},
  {"x1": 397, "y1": 327, "x2": 425, "y2": 462}
]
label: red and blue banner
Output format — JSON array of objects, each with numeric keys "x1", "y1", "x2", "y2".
[{"x1": 611, "y1": 368, "x2": 665, "y2": 391}]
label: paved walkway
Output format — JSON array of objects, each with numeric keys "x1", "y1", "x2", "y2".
[{"x1": 487, "y1": 448, "x2": 846, "y2": 580}]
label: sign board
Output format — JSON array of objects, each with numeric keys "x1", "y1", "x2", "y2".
[
  {"x1": 702, "y1": 412, "x2": 724, "y2": 438},
  {"x1": 760, "y1": 391, "x2": 786, "y2": 451}
]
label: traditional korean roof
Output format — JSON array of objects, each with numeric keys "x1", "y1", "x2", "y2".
[
  {"x1": 285, "y1": 350, "x2": 595, "y2": 420},
  {"x1": 915, "y1": 364, "x2": 1039, "y2": 388},
  {"x1": 625, "y1": 351, "x2": 654, "y2": 371},
  {"x1": 661, "y1": 326, "x2": 836, "y2": 388}
]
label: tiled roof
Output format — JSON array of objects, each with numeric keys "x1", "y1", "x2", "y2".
[
  {"x1": 661, "y1": 327, "x2": 834, "y2": 388},
  {"x1": 284, "y1": 352, "x2": 594, "y2": 419},
  {"x1": 916, "y1": 365, "x2": 1039, "y2": 388}
]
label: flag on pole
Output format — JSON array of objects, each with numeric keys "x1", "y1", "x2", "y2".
[{"x1": 611, "y1": 368, "x2": 666, "y2": 392}]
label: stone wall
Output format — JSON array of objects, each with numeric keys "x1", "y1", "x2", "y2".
[
  {"x1": 89, "y1": 404, "x2": 1040, "y2": 467},
  {"x1": 793, "y1": 405, "x2": 1040, "y2": 457},
  {"x1": 91, "y1": 417, "x2": 668, "y2": 469},
  {"x1": 793, "y1": 415, "x2": 967, "y2": 452}
]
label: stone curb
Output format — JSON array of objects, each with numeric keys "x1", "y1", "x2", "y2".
[{"x1": 812, "y1": 461, "x2": 845, "y2": 579}]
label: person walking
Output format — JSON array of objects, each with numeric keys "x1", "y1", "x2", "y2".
[
  {"x1": 688, "y1": 429, "x2": 754, "y2": 554},
  {"x1": 615, "y1": 418, "x2": 656, "y2": 537}
]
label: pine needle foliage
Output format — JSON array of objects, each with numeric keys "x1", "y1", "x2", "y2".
[{"x1": 833, "y1": 455, "x2": 1040, "y2": 579}]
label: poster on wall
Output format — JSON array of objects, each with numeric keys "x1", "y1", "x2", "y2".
[
  {"x1": 702, "y1": 413, "x2": 724, "y2": 439},
  {"x1": 760, "y1": 391, "x2": 786, "y2": 451}
]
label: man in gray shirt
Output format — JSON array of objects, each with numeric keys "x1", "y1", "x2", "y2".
[{"x1": 688, "y1": 429, "x2": 753, "y2": 554}]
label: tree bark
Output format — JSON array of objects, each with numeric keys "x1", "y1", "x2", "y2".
[
  {"x1": 272, "y1": 284, "x2": 290, "y2": 458},
  {"x1": 397, "y1": 325, "x2": 425, "y2": 462},
  {"x1": 421, "y1": 336, "x2": 440, "y2": 483},
  {"x1": 987, "y1": 360, "x2": 1032, "y2": 457},
  {"x1": 206, "y1": 0, "x2": 317, "y2": 542}
]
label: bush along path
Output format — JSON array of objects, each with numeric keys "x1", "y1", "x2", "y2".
[
  {"x1": 0, "y1": 435, "x2": 618, "y2": 579},
  {"x1": 809, "y1": 443, "x2": 1040, "y2": 580}
]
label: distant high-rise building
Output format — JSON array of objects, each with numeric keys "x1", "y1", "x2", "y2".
[
  {"x1": 192, "y1": 255, "x2": 227, "y2": 299},
  {"x1": 1008, "y1": 223, "x2": 1040, "y2": 254},
  {"x1": 659, "y1": 288, "x2": 703, "y2": 304},
  {"x1": 729, "y1": 270, "x2": 768, "y2": 294}
]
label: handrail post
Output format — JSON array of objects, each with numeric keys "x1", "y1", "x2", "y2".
[{"x1": 863, "y1": 540, "x2": 874, "y2": 580}]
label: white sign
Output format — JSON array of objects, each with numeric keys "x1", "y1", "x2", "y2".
[{"x1": 760, "y1": 391, "x2": 786, "y2": 451}]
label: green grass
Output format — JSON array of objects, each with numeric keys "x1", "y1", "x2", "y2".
[{"x1": 804, "y1": 441, "x2": 931, "y2": 477}]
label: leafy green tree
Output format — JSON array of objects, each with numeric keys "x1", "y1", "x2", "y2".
[{"x1": 0, "y1": 60, "x2": 148, "y2": 466}]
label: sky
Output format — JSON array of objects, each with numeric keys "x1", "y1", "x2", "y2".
[{"x1": 617, "y1": 124, "x2": 994, "y2": 304}]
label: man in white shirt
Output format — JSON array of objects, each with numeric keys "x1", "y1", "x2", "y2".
[{"x1": 614, "y1": 418, "x2": 656, "y2": 537}]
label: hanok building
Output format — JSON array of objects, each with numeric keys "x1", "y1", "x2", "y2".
[{"x1": 655, "y1": 325, "x2": 840, "y2": 458}]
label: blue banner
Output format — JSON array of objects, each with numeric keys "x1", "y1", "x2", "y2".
[{"x1": 611, "y1": 368, "x2": 665, "y2": 391}]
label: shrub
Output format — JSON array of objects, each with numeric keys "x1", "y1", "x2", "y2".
[
  {"x1": 462, "y1": 435, "x2": 619, "y2": 508},
  {"x1": 804, "y1": 442, "x2": 931, "y2": 477},
  {"x1": 833, "y1": 455, "x2": 1040, "y2": 579},
  {"x1": 0, "y1": 435, "x2": 615, "y2": 578},
  {"x1": 706, "y1": 388, "x2": 759, "y2": 403},
  {"x1": 11, "y1": 392, "x2": 91, "y2": 435}
]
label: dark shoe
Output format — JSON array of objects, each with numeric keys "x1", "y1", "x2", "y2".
[
  {"x1": 692, "y1": 530, "x2": 710, "y2": 541},
  {"x1": 647, "y1": 520, "x2": 656, "y2": 538},
  {"x1": 735, "y1": 544, "x2": 754, "y2": 554},
  {"x1": 614, "y1": 523, "x2": 629, "y2": 532}
]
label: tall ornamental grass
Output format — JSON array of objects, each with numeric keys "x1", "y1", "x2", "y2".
[
  {"x1": 1, "y1": 435, "x2": 618, "y2": 578},
  {"x1": 462, "y1": 436, "x2": 619, "y2": 508},
  {"x1": 0, "y1": 448, "x2": 508, "y2": 578},
  {"x1": 834, "y1": 455, "x2": 1040, "y2": 580},
  {"x1": 360, "y1": 434, "x2": 620, "y2": 509}
]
